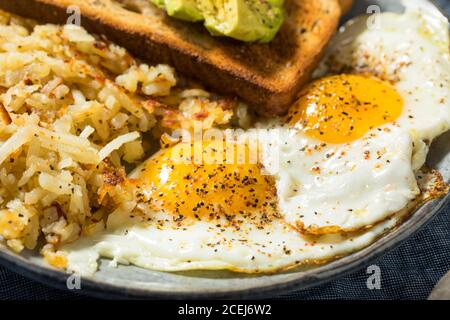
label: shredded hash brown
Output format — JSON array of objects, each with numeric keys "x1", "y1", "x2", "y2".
[{"x1": 0, "y1": 10, "x2": 240, "y2": 265}]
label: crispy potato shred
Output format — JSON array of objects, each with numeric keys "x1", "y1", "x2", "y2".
[{"x1": 0, "y1": 10, "x2": 242, "y2": 267}]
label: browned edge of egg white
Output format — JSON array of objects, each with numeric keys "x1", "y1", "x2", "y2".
[
  {"x1": 241, "y1": 169, "x2": 449, "y2": 275},
  {"x1": 291, "y1": 169, "x2": 449, "y2": 237}
]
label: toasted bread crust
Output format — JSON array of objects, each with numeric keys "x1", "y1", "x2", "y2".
[{"x1": 0, "y1": 0, "x2": 342, "y2": 115}]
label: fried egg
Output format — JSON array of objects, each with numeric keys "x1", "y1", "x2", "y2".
[
  {"x1": 259, "y1": 124, "x2": 419, "y2": 234},
  {"x1": 61, "y1": 0, "x2": 450, "y2": 275},
  {"x1": 317, "y1": 0, "x2": 450, "y2": 159},
  {"x1": 257, "y1": 0, "x2": 450, "y2": 234}
]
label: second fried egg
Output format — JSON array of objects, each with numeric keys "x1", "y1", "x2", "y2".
[{"x1": 258, "y1": 0, "x2": 450, "y2": 234}]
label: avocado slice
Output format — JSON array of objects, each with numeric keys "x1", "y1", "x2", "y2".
[
  {"x1": 150, "y1": 0, "x2": 204, "y2": 22},
  {"x1": 150, "y1": 0, "x2": 166, "y2": 8},
  {"x1": 149, "y1": 0, "x2": 284, "y2": 42},
  {"x1": 198, "y1": 0, "x2": 284, "y2": 43},
  {"x1": 150, "y1": 0, "x2": 203, "y2": 22},
  {"x1": 165, "y1": 0, "x2": 204, "y2": 22}
]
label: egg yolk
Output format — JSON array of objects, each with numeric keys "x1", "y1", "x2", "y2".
[
  {"x1": 286, "y1": 74, "x2": 403, "y2": 144},
  {"x1": 135, "y1": 140, "x2": 278, "y2": 221}
]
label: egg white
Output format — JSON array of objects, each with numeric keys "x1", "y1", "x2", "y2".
[
  {"x1": 315, "y1": 0, "x2": 450, "y2": 169},
  {"x1": 257, "y1": 0, "x2": 450, "y2": 234},
  {"x1": 256, "y1": 126, "x2": 419, "y2": 234},
  {"x1": 63, "y1": 197, "x2": 408, "y2": 276}
]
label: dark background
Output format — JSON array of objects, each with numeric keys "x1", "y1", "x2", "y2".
[{"x1": 0, "y1": 0, "x2": 449, "y2": 300}]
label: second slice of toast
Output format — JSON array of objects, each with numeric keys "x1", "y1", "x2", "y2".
[{"x1": 0, "y1": 0, "x2": 343, "y2": 115}]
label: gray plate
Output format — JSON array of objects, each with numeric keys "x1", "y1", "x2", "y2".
[{"x1": 0, "y1": 0, "x2": 449, "y2": 299}]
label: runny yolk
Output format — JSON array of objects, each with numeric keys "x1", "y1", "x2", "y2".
[
  {"x1": 136, "y1": 140, "x2": 278, "y2": 221},
  {"x1": 286, "y1": 74, "x2": 403, "y2": 144}
]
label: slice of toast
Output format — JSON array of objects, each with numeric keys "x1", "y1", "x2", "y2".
[{"x1": 0, "y1": 0, "x2": 342, "y2": 115}]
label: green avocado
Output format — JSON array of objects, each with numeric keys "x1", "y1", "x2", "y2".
[
  {"x1": 150, "y1": 0, "x2": 166, "y2": 8},
  {"x1": 149, "y1": 0, "x2": 284, "y2": 43},
  {"x1": 165, "y1": 0, "x2": 204, "y2": 22},
  {"x1": 199, "y1": 0, "x2": 284, "y2": 43}
]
